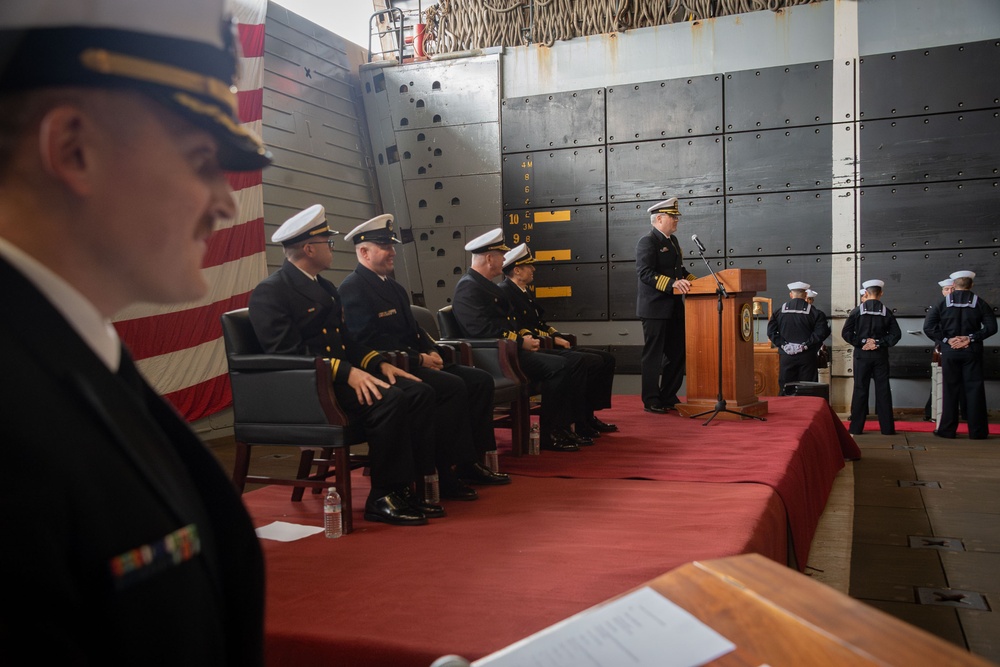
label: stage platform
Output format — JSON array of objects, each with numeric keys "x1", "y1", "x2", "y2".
[{"x1": 241, "y1": 395, "x2": 859, "y2": 667}]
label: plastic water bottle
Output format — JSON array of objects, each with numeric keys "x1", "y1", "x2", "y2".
[
  {"x1": 529, "y1": 423, "x2": 540, "y2": 455},
  {"x1": 484, "y1": 449, "x2": 499, "y2": 472},
  {"x1": 423, "y1": 471, "x2": 440, "y2": 504},
  {"x1": 323, "y1": 487, "x2": 342, "y2": 539}
]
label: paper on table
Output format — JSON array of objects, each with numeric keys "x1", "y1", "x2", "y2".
[
  {"x1": 256, "y1": 521, "x2": 325, "y2": 542},
  {"x1": 474, "y1": 586, "x2": 735, "y2": 667}
]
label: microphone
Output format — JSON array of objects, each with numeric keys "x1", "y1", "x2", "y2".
[{"x1": 691, "y1": 234, "x2": 707, "y2": 253}]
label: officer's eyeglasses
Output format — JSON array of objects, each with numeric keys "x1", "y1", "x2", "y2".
[{"x1": 306, "y1": 239, "x2": 336, "y2": 249}]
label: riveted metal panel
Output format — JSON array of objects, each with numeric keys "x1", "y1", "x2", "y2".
[
  {"x1": 607, "y1": 198, "x2": 725, "y2": 261},
  {"x1": 727, "y1": 190, "x2": 840, "y2": 256},
  {"x1": 607, "y1": 136, "x2": 724, "y2": 202},
  {"x1": 860, "y1": 180, "x2": 1000, "y2": 252},
  {"x1": 502, "y1": 205, "x2": 607, "y2": 263},
  {"x1": 501, "y1": 147, "x2": 607, "y2": 208},
  {"x1": 724, "y1": 61, "x2": 834, "y2": 132},
  {"x1": 500, "y1": 89, "x2": 606, "y2": 152},
  {"x1": 887, "y1": 347, "x2": 938, "y2": 379},
  {"x1": 378, "y1": 56, "x2": 500, "y2": 129},
  {"x1": 532, "y1": 263, "x2": 609, "y2": 320},
  {"x1": 609, "y1": 262, "x2": 638, "y2": 320},
  {"x1": 412, "y1": 228, "x2": 471, "y2": 313},
  {"x1": 396, "y1": 124, "x2": 500, "y2": 179},
  {"x1": 404, "y1": 174, "x2": 502, "y2": 229},
  {"x1": 859, "y1": 111, "x2": 1000, "y2": 186},
  {"x1": 726, "y1": 125, "x2": 840, "y2": 194},
  {"x1": 859, "y1": 40, "x2": 1000, "y2": 121},
  {"x1": 730, "y1": 254, "x2": 835, "y2": 323},
  {"x1": 608, "y1": 259, "x2": 726, "y2": 322},
  {"x1": 858, "y1": 247, "x2": 1000, "y2": 317},
  {"x1": 605, "y1": 74, "x2": 724, "y2": 143}
]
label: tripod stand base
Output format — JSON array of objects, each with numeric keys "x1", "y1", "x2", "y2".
[{"x1": 676, "y1": 399, "x2": 769, "y2": 421}]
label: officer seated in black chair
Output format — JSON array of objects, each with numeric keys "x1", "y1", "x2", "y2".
[
  {"x1": 499, "y1": 243, "x2": 618, "y2": 439},
  {"x1": 249, "y1": 205, "x2": 455, "y2": 526},
  {"x1": 338, "y1": 213, "x2": 510, "y2": 488},
  {"x1": 451, "y1": 229, "x2": 590, "y2": 452}
]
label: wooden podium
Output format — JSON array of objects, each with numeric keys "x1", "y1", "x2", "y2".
[{"x1": 675, "y1": 269, "x2": 768, "y2": 420}]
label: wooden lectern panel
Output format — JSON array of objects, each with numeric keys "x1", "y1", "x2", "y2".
[
  {"x1": 677, "y1": 269, "x2": 767, "y2": 419},
  {"x1": 647, "y1": 553, "x2": 994, "y2": 666}
]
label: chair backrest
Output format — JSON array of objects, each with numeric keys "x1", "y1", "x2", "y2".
[
  {"x1": 221, "y1": 308, "x2": 263, "y2": 356},
  {"x1": 411, "y1": 305, "x2": 441, "y2": 340},
  {"x1": 436, "y1": 305, "x2": 463, "y2": 339}
]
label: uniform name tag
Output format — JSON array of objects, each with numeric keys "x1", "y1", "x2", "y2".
[{"x1": 378, "y1": 308, "x2": 397, "y2": 318}]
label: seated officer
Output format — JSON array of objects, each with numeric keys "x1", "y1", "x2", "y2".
[
  {"x1": 842, "y1": 279, "x2": 901, "y2": 435},
  {"x1": 499, "y1": 243, "x2": 618, "y2": 438},
  {"x1": 339, "y1": 214, "x2": 510, "y2": 488},
  {"x1": 248, "y1": 205, "x2": 449, "y2": 526},
  {"x1": 451, "y1": 229, "x2": 589, "y2": 452},
  {"x1": 767, "y1": 281, "x2": 829, "y2": 393}
]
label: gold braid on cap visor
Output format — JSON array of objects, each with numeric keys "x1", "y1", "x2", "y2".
[{"x1": 80, "y1": 47, "x2": 238, "y2": 119}]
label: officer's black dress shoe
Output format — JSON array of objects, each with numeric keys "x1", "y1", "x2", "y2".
[
  {"x1": 541, "y1": 430, "x2": 579, "y2": 452},
  {"x1": 397, "y1": 486, "x2": 447, "y2": 518},
  {"x1": 458, "y1": 461, "x2": 511, "y2": 485},
  {"x1": 933, "y1": 430, "x2": 956, "y2": 439},
  {"x1": 643, "y1": 402, "x2": 668, "y2": 414},
  {"x1": 566, "y1": 430, "x2": 594, "y2": 446},
  {"x1": 364, "y1": 492, "x2": 428, "y2": 526},
  {"x1": 588, "y1": 415, "x2": 618, "y2": 432},
  {"x1": 574, "y1": 424, "x2": 601, "y2": 439},
  {"x1": 439, "y1": 475, "x2": 479, "y2": 500}
]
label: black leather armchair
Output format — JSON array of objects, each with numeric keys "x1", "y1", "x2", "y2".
[
  {"x1": 430, "y1": 305, "x2": 534, "y2": 455},
  {"x1": 220, "y1": 308, "x2": 366, "y2": 533}
]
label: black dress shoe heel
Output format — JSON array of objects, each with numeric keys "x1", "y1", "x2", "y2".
[
  {"x1": 566, "y1": 431, "x2": 594, "y2": 447},
  {"x1": 439, "y1": 475, "x2": 479, "y2": 500},
  {"x1": 588, "y1": 416, "x2": 618, "y2": 432},
  {"x1": 458, "y1": 462, "x2": 512, "y2": 486},
  {"x1": 541, "y1": 430, "x2": 580, "y2": 452},
  {"x1": 398, "y1": 487, "x2": 447, "y2": 518},
  {"x1": 364, "y1": 492, "x2": 428, "y2": 526}
]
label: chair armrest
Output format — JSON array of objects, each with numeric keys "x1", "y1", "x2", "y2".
[
  {"x1": 227, "y1": 353, "x2": 320, "y2": 371},
  {"x1": 436, "y1": 340, "x2": 472, "y2": 366}
]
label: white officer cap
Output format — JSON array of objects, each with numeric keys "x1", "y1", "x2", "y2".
[
  {"x1": 345, "y1": 214, "x2": 399, "y2": 245},
  {"x1": 0, "y1": 0, "x2": 271, "y2": 172},
  {"x1": 502, "y1": 243, "x2": 535, "y2": 271},
  {"x1": 806, "y1": 289, "x2": 818, "y2": 298},
  {"x1": 787, "y1": 281, "x2": 810, "y2": 291},
  {"x1": 938, "y1": 278, "x2": 954, "y2": 287},
  {"x1": 950, "y1": 270, "x2": 975, "y2": 280},
  {"x1": 464, "y1": 228, "x2": 510, "y2": 254},
  {"x1": 862, "y1": 279, "x2": 884, "y2": 289},
  {"x1": 272, "y1": 205, "x2": 338, "y2": 246},
  {"x1": 647, "y1": 197, "x2": 681, "y2": 216}
]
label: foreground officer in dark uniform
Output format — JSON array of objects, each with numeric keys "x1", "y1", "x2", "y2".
[
  {"x1": 452, "y1": 229, "x2": 588, "y2": 451},
  {"x1": 842, "y1": 279, "x2": 901, "y2": 435},
  {"x1": 768, "y1": 281, "x2": 829, "y2": 393},
  {"x1": 249, "y1": 205, "x2": 446, "y2": 525},
  {"x1": 635, "y1": 197, "x2": 697, "y2": 414},
  {"x1": 0, "y1": 0, "x2": 268, "y2": 662},
  {"x1": 499, "y1": 243, "x2": 618, "y2": 438},
  {"x1": 339, "y1": 214, "x2": 510, "y2": 487},
  {"x1": 923, "y1": 270, "x2": 997, "y2": 439}
]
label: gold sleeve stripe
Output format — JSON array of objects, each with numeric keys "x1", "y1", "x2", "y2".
[
  {"x1": 361, "y1": 351, "x2": 379, "y2": 368},
  {"x1": 686, "y1": 273, "x2": 697, "y2": 281},
  {"x1": 655, "y1": 275, "x2": 669, "y2": 292},
  {"x1": 547, "y1": 326, "x2": 558, "y2": 335},
  {"x1": 503, "y1": 331, "x2": 517, "y2": 341},
  {"x1": 330, "y1": 359, "x2": 341, "y2": 377}
]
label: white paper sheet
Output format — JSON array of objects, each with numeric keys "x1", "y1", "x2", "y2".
[
  {"x1": 474, "y1": 586, "x2": 735, "y2": 667},
  {"x1": 255, "y1": 521, "x2": 325, "y2": 542}
]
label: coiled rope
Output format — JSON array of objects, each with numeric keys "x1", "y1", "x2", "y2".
[{"x1": 423, "y1": 0, "x2": 819, "y2": 54}]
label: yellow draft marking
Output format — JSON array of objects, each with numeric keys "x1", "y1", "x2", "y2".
[
  {"x1": 536, "y1": 286, "x2": 572, "y2": 298},
  {"x1": 533, "y1": 210, "x2": 571, "y2": 223},
  {"x1": 535, "y1": 249, "x2": 572, "y2": 261}
]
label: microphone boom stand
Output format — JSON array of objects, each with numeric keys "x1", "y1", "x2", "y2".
[{"x1": 689, "y1": 245, "x2": 766, "y2": 425}]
